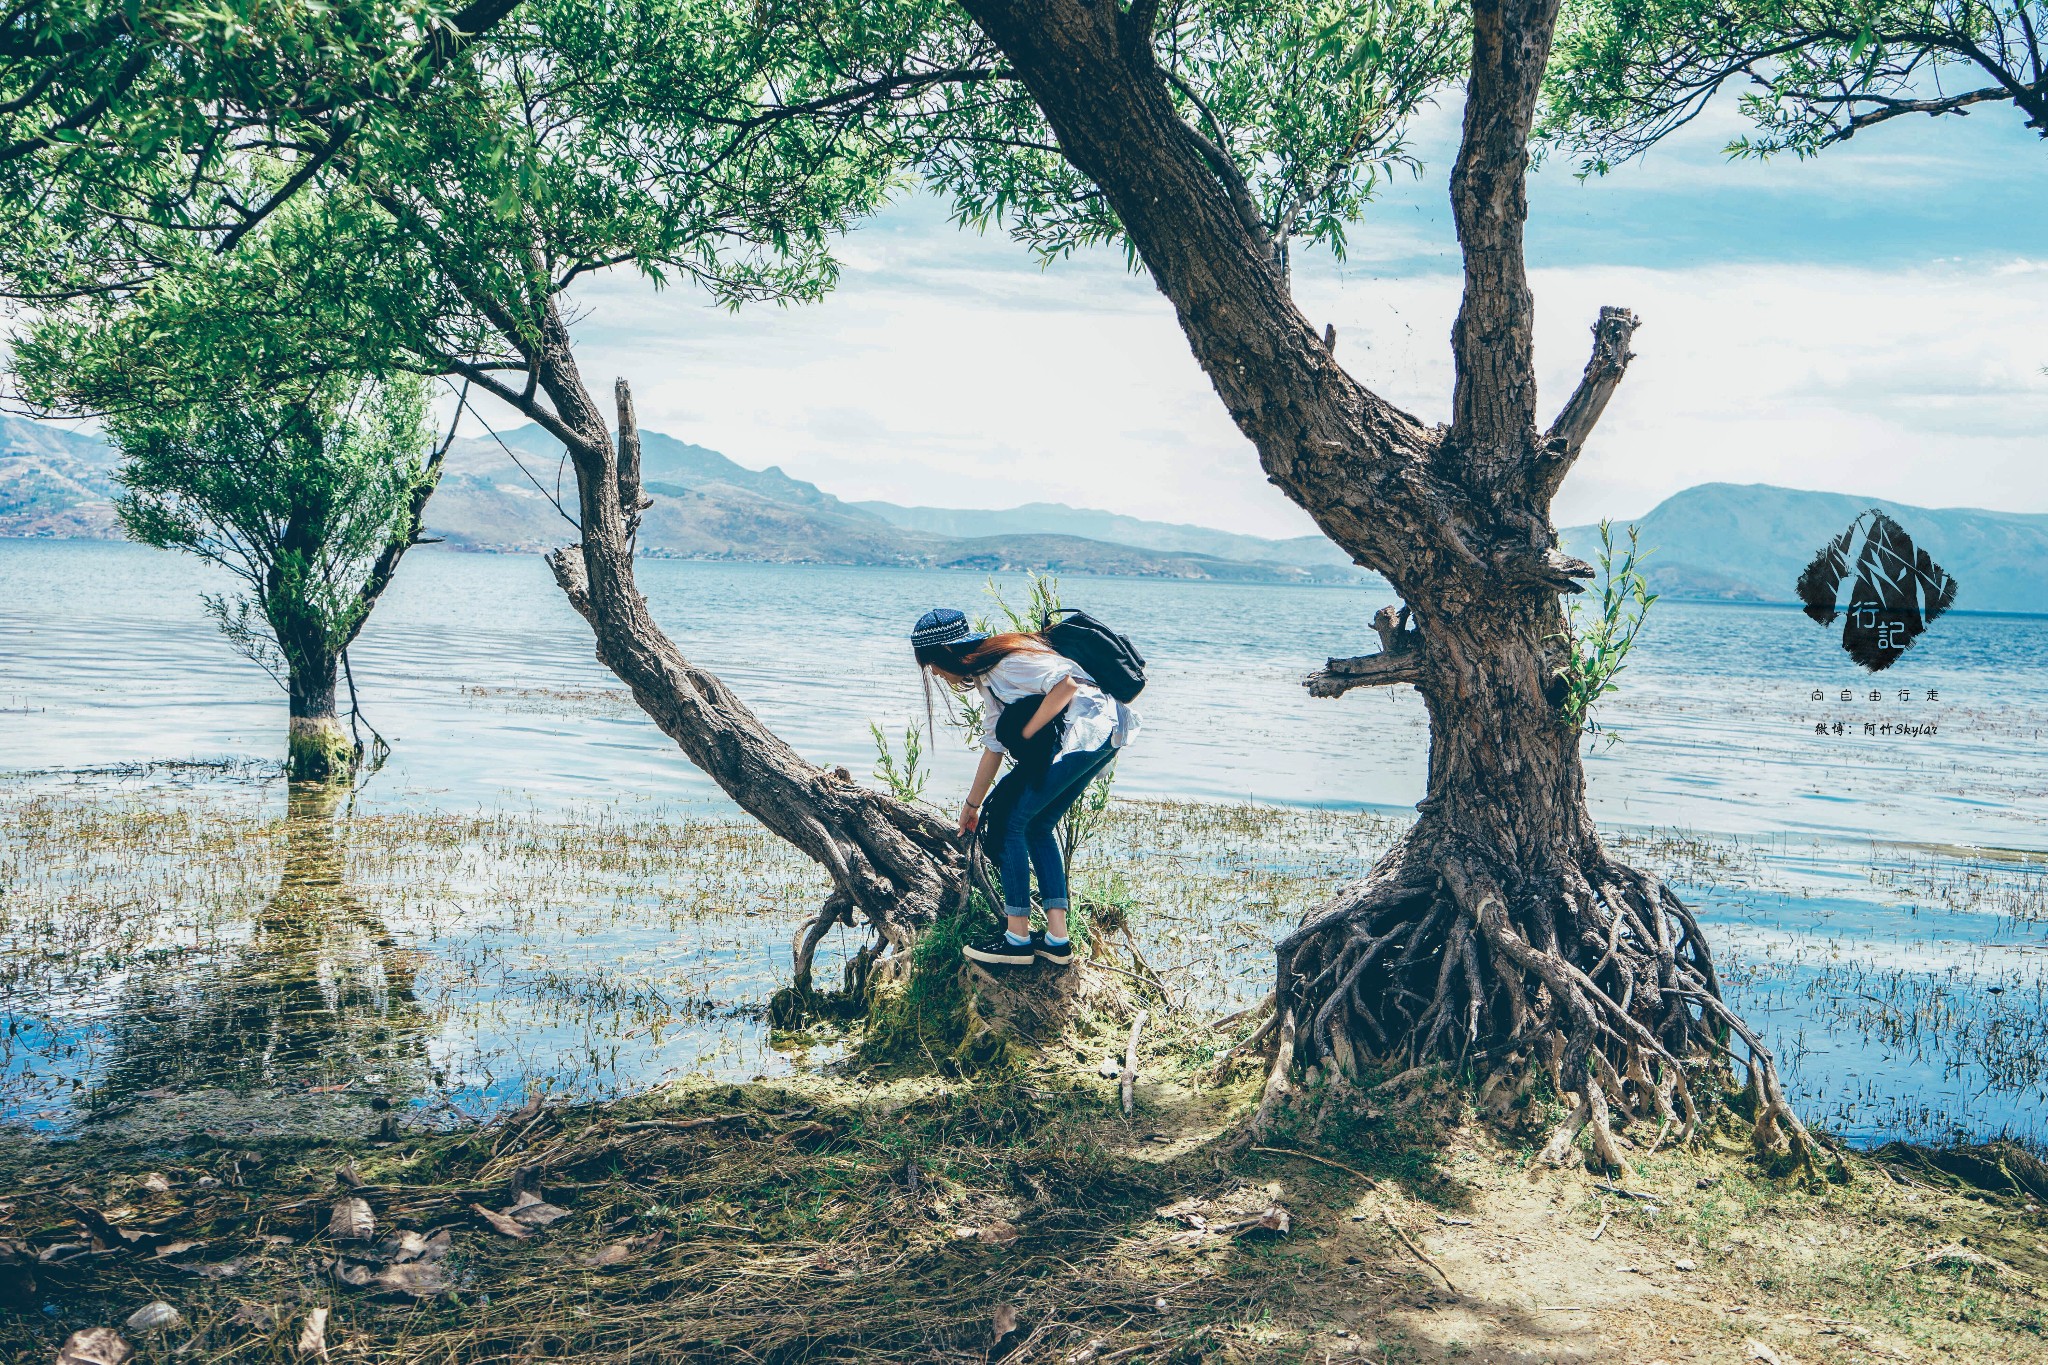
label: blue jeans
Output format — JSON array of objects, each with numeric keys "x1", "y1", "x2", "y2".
[{"x1": 1000, "y1": 742, "x2": 1117, "y2": 917}]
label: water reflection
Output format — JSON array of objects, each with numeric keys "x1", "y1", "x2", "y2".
[{"x1": 92, "y1": 782, "x2": 430, "y2": 1106}]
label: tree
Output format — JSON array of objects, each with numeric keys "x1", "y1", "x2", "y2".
[
  {"x1": 0, "y1": 0, "x2": 523, "y2": 295},
  {"x1": 37, "y1": 0, "x2": 985, "y2": 979},
  {"x1": 904, "y1": 0, "x2": 1808, "y2": 1163},
  {"x1": 1541, "y1": 1, "x2": 2048, "y2": 168},
  {"x1": 18, "y1": 265, "x2": 444, "y2": 781}
]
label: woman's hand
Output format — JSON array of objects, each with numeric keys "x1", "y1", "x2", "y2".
[{"x1": 956, "y1": 800, "x2": 980, "y2": 837}]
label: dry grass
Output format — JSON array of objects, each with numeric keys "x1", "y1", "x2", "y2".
[{"x1": 3, "y1": 1045, "x2": 2046, "y2": 1363}]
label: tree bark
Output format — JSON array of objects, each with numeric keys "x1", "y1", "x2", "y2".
[
  {"x1": 498, "y1": 304, "x2": 964, "y2": 989},
  {"x1": 954, "y1": 0, "x2": 1807, "y2": 1160},
  {"x1": 286, "y1": 653, "x2": 354, "y2": 784}
]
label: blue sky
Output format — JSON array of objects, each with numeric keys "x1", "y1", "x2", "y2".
[{"x1": 545, "y1": 92, "x2": 2047, "y2": 541}]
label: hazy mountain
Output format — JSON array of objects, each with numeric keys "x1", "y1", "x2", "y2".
[
  {"x1": 0, "y1": 415, "x2": 122, "y2": 538},
  {"x1": 10, "y1": 415, "x2": 2039, "y2": 610},
  {"x1": 852, "y1": 499, "x2": 1357, "y2": 574},
  {"x1": 1562, "y1": 484, "x2": 2048, "y2": 616}
]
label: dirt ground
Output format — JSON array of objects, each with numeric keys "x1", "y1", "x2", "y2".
[{"x1": 2, "y1": 1001, "x2": 2044, "y2": 1363}]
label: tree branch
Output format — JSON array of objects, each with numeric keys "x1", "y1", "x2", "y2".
[
  {"x1": 1306, "y1": 604, "x2": 1424, "y2": 698},
  {"x1": 1304, "y1": 650, "x2": 1425, "y2": 698},
  {"x1": 614, "y1": 376, "x2": 650, "y2": 541},
  {"x1": 1536, "y1": 304, "x2": 1639, "y2": 498}
]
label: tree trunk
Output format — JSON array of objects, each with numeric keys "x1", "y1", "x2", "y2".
[
  {"x1": 504, "y1": 313, "x2": 964, "y2": 993},
  {"x1": 286, "y1": 653, "x2": 355, "y2": 784},
  {"x1": 956, "y1": 0, "x2": 1808, "y2": 1161}
]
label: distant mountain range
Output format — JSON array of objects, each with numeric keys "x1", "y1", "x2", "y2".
[
  {"x1": 0, "y1": 415, "x2": 1364, "y2": 585},
  {"x1": 1560, "y1": 485, "x2": 2048, "y2": 617},
  {"x1": 4, "y1": 413, "x2": 2042, "y2": 612}
]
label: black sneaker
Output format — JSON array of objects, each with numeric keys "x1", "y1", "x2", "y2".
[
  {"x1": 962, "y1": 931, "x2": 1036, "y2": 967},
  {"x1": 1033, "y1": 932, "x2": 1074, "y2": 967}
]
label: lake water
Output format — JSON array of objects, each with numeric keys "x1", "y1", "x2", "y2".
[{"x1": 3, "y1": 539, "x2": 2045, "y2": 1147}]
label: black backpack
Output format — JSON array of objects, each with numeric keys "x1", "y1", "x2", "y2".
[{"x1": 1044, "y1": 608, "x2": 1147, "y2": 703}]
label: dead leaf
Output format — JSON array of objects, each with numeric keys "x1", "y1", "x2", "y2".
[
  {"x1": 976, "y1": 1221, "x2": 1019, "y2": 1245},
  {"x1": 55, "y1": 1327, "x2": 133, "y2": 1365},
  {"x1": 1745, "y1": 1340, "x2": 1789, "y2": 1365},
  {"x1": 1250, "y1": 1206, "x2": 1291, "y2": 1235},
  {"x1": 508, "y1": 1192, "x2": 568, "y2": 1229},
  {"x1": 472, "y1": 1203, "x2": 530, "y2": 1240},
  {"x1": 382, "y1": 1229, "x2": 452, "y2": 1264},
  {"x1": 181, "y1": 1258, "x2": 248, "y2": 1280},
  {"x1": 579, "y1": 1232, "x2": 660, "y2": 1269},
  {"x1": 328, "y1": 1198, "x2": 374, "y2": 1242},
  {"x1": 151, "y1": 1240, "x2": 204, "y2": 1260},
  {"x1": 992, "y1": 1303, "x2": 1018, "y2": 1343},
  {"x1": 382, "y1": 1230, "x2": 427, "y2": 1261},
  {"x1": 374, "y1": 1260, "x2": 451, "y2": 1297},
  {"x1": 335, "y1": 1261, "x2": 373, "y2": 1288},
  {"x1": 296, "y1": 1306, "x2": 329, "y2": 1360},
  {"x1": 135, "y1": 1174, "x2": 171, "y2": 1196},
  {"x1": 122, "y1": 1302, "x2": 181, "y2": 1333}
]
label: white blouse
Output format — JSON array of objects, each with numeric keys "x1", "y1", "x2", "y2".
[{"x1": 976, "y1": 646, "x2": 1140, "y2": 762}]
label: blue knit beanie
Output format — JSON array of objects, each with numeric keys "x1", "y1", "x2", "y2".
[{"x1": 911, "y1": 607, "x2": 984, "y2": 658}]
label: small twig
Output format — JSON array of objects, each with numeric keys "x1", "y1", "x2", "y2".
[
  {"x1": 1588, "y1": 1211, "x2": 1611, "y2": 1241},
  {"x1": 615, "y1": 1114, "x2": 750, "y2": 1133},
  {"x1": 1208, "y1": 993, "x2": 1274, "y2": 1032},
  {"x1": 1249, "y1": 1146, "x2": 1378, "y2": 1188},
  {"x1": 1381, "y1": 1209, "x2": 1457, "y2": 1296},
  {"x1": 1593, "y1": 1182, "x2": 1662, "y2": 1203},
  {"x1": 1121, "y1": 1010, "x2": 1148, "y2": 1117}
]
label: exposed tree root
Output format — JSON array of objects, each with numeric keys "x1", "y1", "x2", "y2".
[{"x1": 1249, "y1": 822, "x2": 1811, "y2": 1168}]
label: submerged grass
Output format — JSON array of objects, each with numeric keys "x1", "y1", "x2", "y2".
[{"x1": 6, "y1": 782, "x2": 2048, "y2": 1149}]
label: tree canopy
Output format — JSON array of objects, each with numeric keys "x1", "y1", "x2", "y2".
[
  {"x1": 1543, "y1": 0, "x2": 2048, "y2": 169},
  {"x1": 18, "y1": 203, "x2": 442, "y2": 780},
  {"x1": 0, "y1": 0, "x2": 521, "y2": 295}
]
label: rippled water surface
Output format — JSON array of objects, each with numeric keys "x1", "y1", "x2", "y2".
[{"x1": 2, "y1": 539, "x2": 2045, "y2": 1144}]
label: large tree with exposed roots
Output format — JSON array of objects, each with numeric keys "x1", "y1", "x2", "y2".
[{"x1": 906, "y1": 0, "x2": 1810, "y2": 1164}]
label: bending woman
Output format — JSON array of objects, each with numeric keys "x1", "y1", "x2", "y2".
[{"x1": 910, "y1": 607, "x2": 1140, "y2": 969}]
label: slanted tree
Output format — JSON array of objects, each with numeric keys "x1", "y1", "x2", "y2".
[
  {"x1": 906, "y1": 0, "x2": 1809, "y2": 1162},
  {"x1": 18, "y1": 278, "x2": 444, "y2": 781},
  {"x1": 38, "y1": 0, "x2": 987, "y2": 980},
  {"x1": 1542, "y1": 0, "x2": 2048, "y2": 167}
]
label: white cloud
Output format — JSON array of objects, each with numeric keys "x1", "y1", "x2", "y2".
[{"x1": 519, "y1": 210, "x2": 2047, "y2": 538}]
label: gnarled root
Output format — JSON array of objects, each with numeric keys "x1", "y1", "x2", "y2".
[{"x1": 1255, "y1": 826, "x2": 1809, "y2": 1169}]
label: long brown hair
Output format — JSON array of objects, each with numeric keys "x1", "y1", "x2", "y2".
[{"x1": 917, "y1": 631, "x2": 1055, "y2": 741}]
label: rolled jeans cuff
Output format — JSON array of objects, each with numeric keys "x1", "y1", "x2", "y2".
[
  {"x1": 1004, "y1": 905, "x2": 1032, "y2": 918},
  {"x1": 1041, "y1": 896, "x2": 1070, "y2": 910}
]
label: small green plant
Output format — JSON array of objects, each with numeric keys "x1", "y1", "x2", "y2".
[
  {"x1": 1059, "y1": 764, "x2": 1116, "y2": 872},
  {"x1": 868, "y1": 720, "x2": 930, "y2": 804},
  {"x1": 980, "y1": 569, "x2": 1062, "y2": 634},
  {"x1": 1552, "y1": 520, "x2": 1656, "y2": 740}
]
